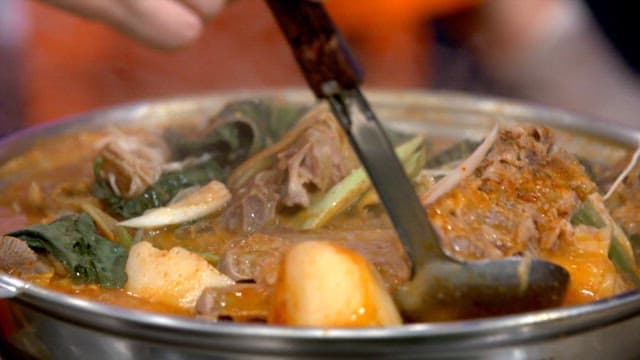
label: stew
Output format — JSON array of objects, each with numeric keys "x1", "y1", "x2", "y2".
[{"x1": 1, "y1": 98, "x2": 639, "y2": 326}]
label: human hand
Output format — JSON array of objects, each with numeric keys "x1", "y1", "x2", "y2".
[{"x1": 39, "y1": 0, "x2": 228, "y2": 49}]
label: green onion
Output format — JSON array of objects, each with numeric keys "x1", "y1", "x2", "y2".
[{"x1": 290, "y1": 135, "x2": 425, "y2": 230}]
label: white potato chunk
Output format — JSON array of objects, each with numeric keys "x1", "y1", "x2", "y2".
[
  {"x1": 125, "y1": 241, "x2": 233, "y2": 310},
  {"x1": 269, "y1": 241, "x2": 401, "y2": 327}
]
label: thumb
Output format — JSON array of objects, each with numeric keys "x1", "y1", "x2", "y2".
[{"x1": 41, "y1": 0, "x2": 227, "y2": 49}]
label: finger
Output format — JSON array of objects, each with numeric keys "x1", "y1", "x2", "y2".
[
  {"x1": 114, "y1": 0, "x2": 204, "y2": 49},
  {"x1": 180, "y1": 0, "x2": 227, "y2": 20},
  {"x1": 41, "y1": 0, "x2": 209, "y2": 49}
]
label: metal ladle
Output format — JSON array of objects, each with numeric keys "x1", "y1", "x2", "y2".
[{"x1": 265, "y1": 0, "x2": 569, "y2": 321}]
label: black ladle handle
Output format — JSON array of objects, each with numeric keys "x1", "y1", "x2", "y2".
[
  {"x1": 264, "y1": 0, "x2": 362, "y2": 97},
  {"x1": 265, "y1": 0, "x2": 447, "y2": 269}
]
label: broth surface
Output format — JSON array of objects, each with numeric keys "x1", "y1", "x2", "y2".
[{"x1": 1, "y1": 99, "x2": 639, "y2": 325}]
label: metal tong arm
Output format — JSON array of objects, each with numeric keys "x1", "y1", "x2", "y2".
[
  {"x1": 264, "y1": 0, "x2": 362, "y2": 98},
  {"x1": 266, "y1": 0, "x2": 446, "y2": 269}
]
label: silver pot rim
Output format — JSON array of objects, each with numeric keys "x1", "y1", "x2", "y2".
[{"x1": 2, "y1": 89, "x2": 640, "y2": 350}]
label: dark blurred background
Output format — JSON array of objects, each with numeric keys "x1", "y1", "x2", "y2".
[{"x1": 1, "y1": 0, "x2": 639, "y2": 137}]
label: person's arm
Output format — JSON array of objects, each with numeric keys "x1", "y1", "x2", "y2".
[{"x1": 39, "y1": 0, "x2": 227, "y2": 49}]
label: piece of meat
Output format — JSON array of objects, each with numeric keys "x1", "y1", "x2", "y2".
[
  {"x1": 221, "y1": 110, "x2": 357, "y2": 233},
  {"x1": 218, "y1": 233, "x2": 290, "y2": 285},
  {"x1": 195, "y1": 283, "x2": 271, "y2": 322},
  {"x1": 612, "y1": 203, "x2": 640, "y2": 236},
  {"x1": 328, "y1": 229, "x2": 411, "y2": 292},
  {"x1": 97, "y1": 130, "x2": 171, "y2": 198},
  {"x1": 219, "y1": 170, "x2": 282, "y2": 233},
  {"x1": 606, "y1": 157, "x2": 640, "y2": 236},
  {"x1": 279, "y1": 118, "x2": 354, "y2": 207},
  {"x1": 0, "y1": 236, "x2": 38, "y2": 273},
  {"x1": 428, "y1": 126, "x2": 597, "y2": 260}
]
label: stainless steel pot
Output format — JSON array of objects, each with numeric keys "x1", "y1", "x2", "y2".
[{"x1": 2, "y1": 90, "x2": 640, "y2": 359}]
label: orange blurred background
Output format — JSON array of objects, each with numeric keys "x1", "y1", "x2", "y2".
[
  {"x1": 20, "y1": 0, "x2": 482, "y2": 126},
  {"x1": 5, "y1": 0, "x2": 640, "y2": 132}
]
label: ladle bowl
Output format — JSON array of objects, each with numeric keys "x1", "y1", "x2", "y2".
[{"x1": 397, "y1": 258, "x2": 570, "y2": 321}]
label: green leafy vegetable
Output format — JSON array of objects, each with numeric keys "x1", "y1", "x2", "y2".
[
  {"x1": 94, "y1": 99, "x2": 308, "y2": 220},
  {"x1": 609, "y1": 234, "x2": 640, "y2": 286},
  {"x1": 8, "y1": 213, "x2": 128, "y2": 288},
  {"x1": 165, "y1": 99, "x2": 308, "y2": 162},
  {"x1": 355, "y1": 138, "x2": 428, "y2": 211},
  {"x1": 571, "y1": 198, "x2": 607, "y2": 228},
  {"x1": 93, "y1": 157, "x2": 225, "y2": 219},
  {"x1": 628, "y1": 234, "x2": 640, "y2": 266},
  {"x1": 571, "y1": 194, "x2": 640, "y2": 286},
  {"x1": 80, "y1": 202, "x2": 133, "y2": 247}
]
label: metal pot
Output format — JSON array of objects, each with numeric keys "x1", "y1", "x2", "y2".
[{"x1": 2, "y1": 90, "x2": 640, "y2": 359}]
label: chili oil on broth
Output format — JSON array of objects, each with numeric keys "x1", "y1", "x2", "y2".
[
  {"x1": 0, "y1": 131, "x2": 104, "y2": 229},
  {"x1": 0, "y1": 110, "x2": 639, "y2": 324},
  {"x1": 0, "y1": 129, "x2": 191, "y2": 316}
]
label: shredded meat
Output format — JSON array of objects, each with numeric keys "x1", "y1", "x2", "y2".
[
  {"x1": 429, "y1": 126, "x2": 597, "y2": 260},
  {"x1": 97, "y1": 130, "x2": 170, "y2": 198},
  {"x1": 221, "y1": 112, "x2": 357, "y2": 233},
  {"x1": 279, "y1": 118, "x2": 353, "y2": 207}
]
